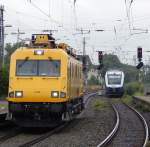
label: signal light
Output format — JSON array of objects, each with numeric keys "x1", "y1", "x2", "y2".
[
  {"x1": 98, "y1": 51, "x2": 103, "y2": 63},
  {"x1": 137, "y1": 47, "x2": 142, "y2": 61},
  {"x1": 136, "y1": 62, "x2": 143, "y2": 69}
]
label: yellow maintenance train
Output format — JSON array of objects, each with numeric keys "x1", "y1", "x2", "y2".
[{"x1": 7, "y1": 34, "x2": 84, "y2": 127}]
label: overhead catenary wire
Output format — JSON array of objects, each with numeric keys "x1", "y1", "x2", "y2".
[
  {"x1": 124, "y1": 0, "x2": 132, "y2": 34},
  {"x1": 27, "y1": 0, "x2": 81, "y2": 45},
  {"x1": 28, "y1": 0, "x2": 61, "y2": 24}
]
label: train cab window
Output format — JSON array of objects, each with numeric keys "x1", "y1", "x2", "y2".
[
  {"x1": 107, "y1": 74, "x2": 122, "y2": 85},
  {"x1": 39, "y1": 60, "x2": 60, "y2": 77},
  {"x1": 16, "y1": 60, "x2": 60, "y2": 77},
  {"x1": 16, "y1": 60, "x2": 37, "y2": 76}
]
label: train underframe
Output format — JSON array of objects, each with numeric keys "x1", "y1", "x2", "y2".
[
  {"x1": 105, "y1": 87, "x2": 124, "y2": 97},
  {"x1": 8, "y1": 97, "x2": 84, "y2": 127}
]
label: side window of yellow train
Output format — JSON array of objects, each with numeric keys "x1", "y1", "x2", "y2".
[
  {"x1": 75, "y1": 65, "x2": 77, "y2": 78},
  {"x1": 77, "y1": 65, "x2": 79, "y2": 79},
  {"x1": 70, "y1": 63, "x2": 71, "y2": 79},
  {"x1": 73, "y1": 64, "x2": 75, "y2": 78},
  {"x1": 80, "y1": 66, "x2": 82, "y2": 79},
  {"x1": 71, "y1": 63, "x2": 72, "y2": 78},
  {"x1": 79, "y1": 66, "x2": 80, "y2": 79},
  {"x1": 74, "y1": 64, "x2": 75, "y2": 78},
  {"x1": 72, "y1": 63, "x2": 73, "y2": 78},
  {"x1": 77, "y1": 66, "x2": 78, "y2": 78},
  {"x1": 79, "y1": 67, "x2": 80, "y2": 78},
  {"x1": 68, "y1": 64, "x2": 70, "y2": 80}
]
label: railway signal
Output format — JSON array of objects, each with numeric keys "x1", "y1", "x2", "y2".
[
  {"x1": 137, "y1": 47, "x2": 142, "y2": 61},
  {"x1": 97, "y1": 51, "x2": 103, "y2": 70},
  {"x1": 98, "y1": 51, "x2": 103, "y2": 63},
  {"x1": 136, "y1": 47, "x2": 143, "y2": 69},
  {"x1": 136, "y1": 61, "x2": 144, "y2": 69}
]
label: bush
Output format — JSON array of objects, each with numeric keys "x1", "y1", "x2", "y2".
[
  {"x1": 88, "y1": 75, "x2": 99, "y2": 85},
  {"x1": 125, "y1": 82, "x2": 144, "y2": 96},
  {"x1": 0, "y1": 67, "x2": 9, "y2": 96}
]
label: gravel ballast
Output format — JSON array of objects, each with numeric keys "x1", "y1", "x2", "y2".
[{"x1": 32, "y1": 95, "x2": 115, "y2": 147}]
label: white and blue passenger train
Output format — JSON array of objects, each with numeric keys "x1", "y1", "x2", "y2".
[{"x1": 105, "y1": 70, "x2": 125, "y2": 97}]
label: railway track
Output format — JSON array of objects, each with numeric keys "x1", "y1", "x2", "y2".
[
  {"x1": 97, "y1": 99, "x2": 149, "y2": 147},
  {"x1": 0, "y1": 93, "x2": 96, "y2": 147},
  {"x1": 0, "y1": 126, "x2": 22, "y2": 144},
  {"x1": 19, "y1": 122, "x2": 68, "y2": 147}
]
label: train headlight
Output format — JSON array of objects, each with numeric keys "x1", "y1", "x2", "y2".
[
  {"x1": 15, "y1": 91, "x2": 23, "y2": 98},
  {"x1": 34, "y1": 50, "x2": 44, "y2": 55},
  {"x1": 51, "y1": 91, "x2": 59, "y2": 98},
  {"x1": 60, "y1": 92, "x2": 66, "y2": 98}
]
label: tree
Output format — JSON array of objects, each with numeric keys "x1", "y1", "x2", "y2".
[
  {"x1": 5, "y1": 42, "x2": 23, "y2": 67},
  {"x1": 0, "y1": 42, "x2": 23, "y2": 96},
  {"x1": 0, "y1": 67, "x2": 9, "y2": 96},
  {"x1": 88, "y1": 75, "x2": 99, "y2": 85},
  {"x1": 101, "y1": 54, "x2": 139, "y2": 83}
]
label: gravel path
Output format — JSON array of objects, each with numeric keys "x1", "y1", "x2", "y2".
[
  {"x1": 107, "y1": 102, "x2": 145, "y2": 147},
  {"x1": 31, "y1": 95, "x2": 115, "y2": 147}
]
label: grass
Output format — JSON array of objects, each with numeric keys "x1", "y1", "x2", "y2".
[
  {"x1": 122, "y1": 94, "x2": 150, "y2": 112},
  {"x1": 146, "y1": 141, "x2": 150, "y2": 147},
  {"x1": 93, "y1": 100, "x2": 108, "y2": 110},
  {"x1": 135, "y1": 103, "x2": 150, "y2": 112},
  {"x1": 122, "y1": 95, "x2": 133, "y2": 105},
  {"x1": 134, "y1": 92, "x2": 144, "y2": 96}
]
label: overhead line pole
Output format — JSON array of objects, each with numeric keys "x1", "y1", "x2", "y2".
[
  {"x1": 74, "y1": 28, "x2": 104, "y2": 90},
  {"x1": 11, "y1": 28, "x2": 25, "y2": 44},
  {"x1": 0, "y1": 6, "x2": 4, "y2": 70},
  {"x1": 76, "y1": 28, "x2": 90, "y2": 89}
]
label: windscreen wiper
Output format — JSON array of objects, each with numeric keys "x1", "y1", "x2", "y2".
[{"x1": 18, "y1": 57, "x2": 29, "y2": 68}]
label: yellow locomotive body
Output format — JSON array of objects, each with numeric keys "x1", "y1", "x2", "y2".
[{"x1": 7, "y1": 34, "x2": 84, "y2": 127}]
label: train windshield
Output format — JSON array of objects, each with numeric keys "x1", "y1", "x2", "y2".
[
  {"x1": 107, "y1": 74, "x2": 122, "y2": 85},
  {"x1": 39, "y1": 61, "x2": 60, "y2": 76},
  {"x1": 16, "y1": 60, "x2": 60, "y2": 76}
]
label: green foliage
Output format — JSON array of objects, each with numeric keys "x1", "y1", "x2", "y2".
[
  {"x1": 146, "y1": 141, "x2": 150, "y2": 147},
  {"x1": 136, "y1": 104, "x2": 150, "y2": 112},
  {"x1": 101, "y1": 54, "x2": 121, "y2": 77},
  {"x1": 0, "y1": 67, "x2": 9, "y2": 96},
  {"x1": 122, "y1": 95, "x2": 133, "y2": 105},
  {"x1": 143, "y1": 68, "x2": 150, "y2": 84},
  {"x1": 88, "y1": 75, "x2": 99, "y2": 85},
  {"x1": 0, "y1": 42, "x2": 23, "y2": 96},
  {"x1": 5, "y1": 42, "x2": 23, "y2": 67},
  {"x1": 93, "y1": 100, "x2": 108, "y2": 110},
  {"x1": 101, "y1": 54, "x2": 139, "y2": 83},
  {"x1": 125, "y1": 82, "x2": 144, "y2": 96}
]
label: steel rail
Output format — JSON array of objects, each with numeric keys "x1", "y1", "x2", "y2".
[
  {"x1": 97, "y1": 104, "x2": 120, "y2": 147},
  {"x1": 0, "y1": 127, "x2": 22, "y2": 144},
  {"x1": 19, "y1": 122, "x2": 68, "y2": 147},
  {"x1": 97, "y1": 100, "x2": 149, "y2": 147},
  {"x1": 123, "y1": 103, "x2": 149, "y2": 147},
  {"x1": 19, "y1": 92, "x2": 97, "y2": 147}
]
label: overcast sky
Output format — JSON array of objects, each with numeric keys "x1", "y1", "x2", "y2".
[{"x1": 1, "y1": 0, "x2": 150, "y2": 65}]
